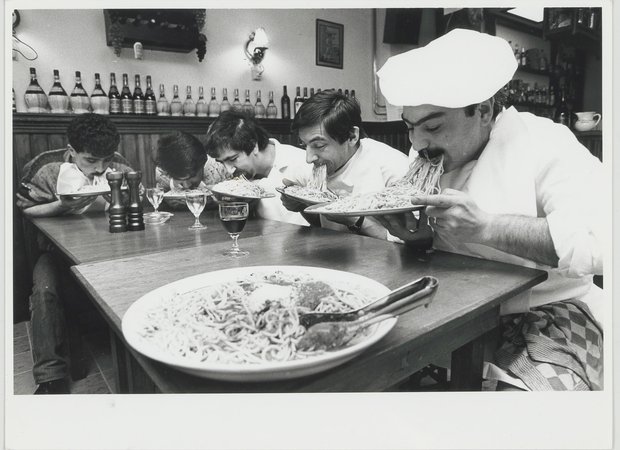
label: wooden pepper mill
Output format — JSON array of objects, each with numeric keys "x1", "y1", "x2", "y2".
[
  {"x1": 126, "y1": 171, "x2": 145, "y2": 231},
  {"x1": 106, "y1": 171, "x2": 126, "y2": 233}
]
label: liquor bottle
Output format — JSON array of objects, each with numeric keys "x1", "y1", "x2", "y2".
[
  {"x1": 108, "y1": 73, "x2": 121, "y2": 114},
  {"x1": 132, "y1": 75, "x2": 145, "y2": 115},
  {"x1": 120, "y1": 73, "x2": 133, "y2": 114},
  {"x1": 90, "y1": 73, "x2": 109, "y2": 115},
  {"x1": 207, "y1": 87, "x2": 220, "y2": 117},
  {"x1": 196, "y1": 86, "x2": 208, "y2": 117},
  {"x1": 12, "y1": 88, "x2": 16, "y2": 112},
  {"x1": 254, "y1": 90, "x2": 266, "y2": 118},
  {"x1": 242, "y1": 89, "x2": 254, "y2": 117},
  {"x1": 266, "y1": 91, "x2": 278, "y2": 119},
  {"x1": 520, "y1": 47, "x2": 527, "y2": 67},
  {"x1": 303, "y1": 87, "x2": 309, "y2": 102},
  {"x1": 183, "y1": 86, "x2": 196, "y2": 116},
  {"x1": 548, "y1": 85, "x2": 556, "y2": 106},
  {"x1": 157, "y1": 84, "x2": 170, "y2": 116},
  {"x1": 70, "y1": 71, "x2": 90, "y2": 114},
  {"x1": 309, "y1": 87, "x2": 315, "y2": 98},
  {"x1": 170, "y1": 84, "x2": 183, "y2": 116},
  {"x1": 556, "y1": 87, "x2": 570, "y2": 127},
  {"x1": 351, "y1": 89, "x2": 356, "y2": 100},
  {"x1": 293, "y1": 86, "x2": 303, "y2": 116},
  {"x1": 24, "y1": 67, "x2": 48, "y2": 113},
  {"x1": 344, "y1": 89, "x2": 349, "y2": 97},
  {"x1": 281, "y1": 85, "x2": 291, "y2": 119},
  {"x1": 48, "y1": 69, "x2": 70, "y2": 114},
  {"x1": 220, "y1": 88, "x2": 231, "y2": 113},
  {"x1": 232, "y1": 89, "x2": 242, "y2": 111},
  {"x1": 513, "y1": 43, "x2": 520, "y2": 62},
  {"x1": 144, "y1": 76, "x2": 157, "y2": 115}
]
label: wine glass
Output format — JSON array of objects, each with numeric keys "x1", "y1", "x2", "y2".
[
  {"x1": 185, "y1": 192, "x2": 208, "y2": 230},
  {"x1": 144, "y1": 187, "x2": 164, "y2": 223},
  {"x1": 219, "y1": 202, "x2": 249, "y2": 257}
]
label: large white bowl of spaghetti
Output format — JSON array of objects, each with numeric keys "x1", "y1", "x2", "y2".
[{"x1": 121, "y1": 266, "x2": 396, "y2": 382}]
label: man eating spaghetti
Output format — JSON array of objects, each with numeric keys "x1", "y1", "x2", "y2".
[{"x1": 376, "y1": 28, "x2": 604, "y2": 391}]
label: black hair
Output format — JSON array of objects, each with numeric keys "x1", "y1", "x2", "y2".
[
  {"x1": 66, "y1": 113, "x2": 120, "y2": 157},
  {"x1": 204, "y1": 110, "x2": 270, "y2": 159},
  {"x1": 464, "y1": 89, "x2": 506, "y2": 119},
  {"x1": 154, "y1": 131, "x2": 207, "y2": 179},
  {"x1": 291, "y1": 90, "x2": 367, "y2": 144}
]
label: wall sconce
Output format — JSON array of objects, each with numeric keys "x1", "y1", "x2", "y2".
[{"x1": 244, "y1": 27, "x2": 269, "y2": 80}]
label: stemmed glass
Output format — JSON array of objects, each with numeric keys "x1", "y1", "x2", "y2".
[
  {"x1": 219, "y1": 202, "x2": 249, "y2": 257},
  {"x1": 144, "y1": 187, "x2": 164, "y2": 223},
  {"x1": 185, "y1": 192, "x2": 208, "y2": 230}
]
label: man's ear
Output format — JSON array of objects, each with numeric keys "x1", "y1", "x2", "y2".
[
  {"x1": 67, "y1": 144, "x2": 77, "y2": 158},
  {"x1": 479, "y1": 98, "x2": 495, "y2": 126},
  {"x1": 348, "y1": 126, "x2": 360, "y2": 145}
]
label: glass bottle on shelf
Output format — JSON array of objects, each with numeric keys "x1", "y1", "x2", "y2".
[
  {"x1": 293, "y1": 86, "x2": 303, "y2": 116},
  {"x1": 24, "y1": 67, "x2": 48, "y2": 113},
  {"x1": 254, "y1": 90, "x2": 265, "y2": 118},
  {"x1": 157, "y1": 84, "x2": 170, "y2": 116},
  {"x1": 281, "y1": 85, "x2": 291, "y2": 119},
  {"x1": 232, "y1": 89, "x2": 242, "y2": 111},
  {"x1": 183, "y1": 86, "x2": 196, "y2": 116},
  {"x1": 513, "y1": 43, "x2": 520, "y2": 62},
  {"x1": 70, "y1": 71, "x2": 90, "y2": 114},
  {"x1": 266, "y1": 91, "x2": 277, "y2": 119},
  {"x1": 196, "y1": 86, "x2": 208, "y2": 117},
  {"x1": 90, "y1": 73, "x2": 109, "y2": 115},
  {"x1": 48, "y1": 69, "x2": 69, "y2": 114},
  {"x1": 108, "y1": 73, "x2": 121, "y2": 114},
  {"x1": 351, "y1": 89, "x2": 356, "y2": 100},
  {"x1": 309, "y1": 87, "x2": 315, "y2": 98},
  {"x1": 132, "y1": 75, "x2": 145, "y2": 115},
  {"x1": 170, "y1": 84, "x2": 183, "y2": 116},
  {"x1": 242, "y1": 89, "x2": 254, "y2": 117},
  {"x1": 13, "y1": 88, "x2": 16, "y2": 112},
  {"x1": 556, "y1": 87, "x2": 570, "y2": 127},
  {"x1": 548, "y1": 85, "x2": 556, "y2": 106},
  {"x1": 220, "y1": 88, "x2": 231, "y2": 113},
  {"x1": 208, "y1": 87, "x2": 220, "y2": 117},
  {"x1": 144, "y1": 75, "x2": 157, "y2": 115},
  {"x1": 520, "y1": 47, "x2": 527, "y2": 67},
  {"x1": 120, "y1": 73, "x2": 133, "y2": 114},
  {"x1": 303, "y1": 87, "x2": 309, "y2": 102}
]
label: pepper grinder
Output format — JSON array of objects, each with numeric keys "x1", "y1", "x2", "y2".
[
  {"x1": 126, "y1": 171, "x2": 145, "y2": 231},
  {"x1": 106, "y1": 171, "x2": 126, "y2": 233}
]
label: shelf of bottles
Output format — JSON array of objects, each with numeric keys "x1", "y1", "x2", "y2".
[
  {"x1": 544, "y1": 8, "x2": 601, "y2": 45},
  {"x1": 19, "y1": 68, "x2": 358, "y2": 122}
]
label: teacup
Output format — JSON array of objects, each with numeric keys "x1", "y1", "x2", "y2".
[{"x1": 573, "y1": 112, "x2": 601, "y2": 132}]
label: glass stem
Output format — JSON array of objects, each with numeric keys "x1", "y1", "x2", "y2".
[
  {"x1": 230, "y1": 233, "x2": 240, "y2": 251},
  {"x1": 194, "y1": 216, "x2": 201, "y2": 227}
]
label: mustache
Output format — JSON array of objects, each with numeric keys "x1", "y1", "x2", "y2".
[{"x1": 417, "y1": 148, "x2": 444, "y2": 160}]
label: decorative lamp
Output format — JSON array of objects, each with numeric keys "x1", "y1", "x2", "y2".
[{"x1": 244, "y1": 27, "x2": 269, "y2": 80}]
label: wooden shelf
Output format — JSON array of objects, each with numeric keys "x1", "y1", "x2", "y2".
[{"x1": 516, "y1": 66, "x2": 550, "y2": 77}]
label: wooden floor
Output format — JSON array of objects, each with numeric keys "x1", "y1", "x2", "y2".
[{"x1": 13, "y1": 320, "x2": 116, "y2": 395}]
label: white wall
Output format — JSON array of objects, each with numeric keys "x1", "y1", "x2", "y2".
[{"x1": 12, "y1": 9, "x2": 377, "y2": 120}]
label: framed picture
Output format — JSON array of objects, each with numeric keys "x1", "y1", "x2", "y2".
[{"x1": 316, "y1": 19, "x2": 343, "y2": 69}]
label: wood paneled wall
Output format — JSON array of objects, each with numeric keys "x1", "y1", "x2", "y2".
[{"x1": 12, "y1": 114, "x2": 411, "y2": 188}]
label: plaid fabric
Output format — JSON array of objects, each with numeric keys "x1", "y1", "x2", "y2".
[{"x1": 494, "y1": 299, "x2": 603, "y2": 391}]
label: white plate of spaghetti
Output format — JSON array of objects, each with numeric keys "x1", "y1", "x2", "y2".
[
  {"x1": 121, "y1": 266, "x2": 395, "y2": 382},
  {"x1": 163, "y1": 187, "x2": 212, "y2": 200},
  {"x1": 275, "y1": 186, "x2": 338, "y2": 206},
  {"x1": 211, "y1": 178, "x2": 275, "y2": 201},
  {"x1": 56, "y1": 185, "x2": 128, "y2": 197}
]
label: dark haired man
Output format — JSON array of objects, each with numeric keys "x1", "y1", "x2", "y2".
[
  {"x1": 154, "y1": 131, "x2": 228, "y2": 209},
  {"x1": 17, "y1": 114, "x2": 138, "y2": 394},
  {"x1": 377, "y1": 28, "x2": 604, "y2": 390},
  {"x1": 205, "y1": 110, "x2": 309, "y2": 225},
  {"x1": 284, "y1": 89, "x2": 409, "y2": 238}
]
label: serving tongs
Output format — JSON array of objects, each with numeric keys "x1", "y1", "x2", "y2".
[{"x1": 297, "y1": 276, "x2": 438, "y2": 351}]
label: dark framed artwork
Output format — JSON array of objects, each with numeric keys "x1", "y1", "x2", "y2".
[{"x1": 316, "y1": 19, "x2": 343, "y2": 69}]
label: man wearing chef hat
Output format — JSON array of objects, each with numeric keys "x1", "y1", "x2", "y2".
[{"x1": 376, "y1": 28, "x2": 604, "y2": 391}]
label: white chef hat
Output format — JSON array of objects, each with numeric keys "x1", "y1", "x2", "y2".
[{"x1": 377, "y1": 28, "x2": 517, "y2": 108}]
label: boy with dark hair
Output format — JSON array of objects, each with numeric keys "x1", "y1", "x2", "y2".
[
  {"x1": 204, "y1": 110, "x2": 309, "y2": 226},
  {"x1": 16, "y1": 114, "x2": 136, "y2": 394},
  {"x1": 284, "y1": 90, "x2": 409, "y2": 238},
  {"x1": 154, "y1": 131, "x2": 228, "y2": 208}
]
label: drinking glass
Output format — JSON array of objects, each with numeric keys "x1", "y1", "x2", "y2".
[
  {"x1": 185, "y1": 192, "x2": 208, "y2": 230},
  {"x1": 144, "y1": 187, "x2": 164, "y2": 222},
  {"x1": 219, "y1": 202, "x2": 249, "y2": 257}
]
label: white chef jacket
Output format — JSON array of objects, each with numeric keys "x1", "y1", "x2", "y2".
[
  {"x1": 252, "y1": 139, "x2": 310, "y2": 226},
  {"x1": 430, "y1": 107, "x2": 605, "y2": 321},
  {"x1": 286, "y1": 138, "x2": 409, "y2": 233}
]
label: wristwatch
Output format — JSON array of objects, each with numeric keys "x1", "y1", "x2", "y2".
[{"x1": 347, "y1": 216, "x2": 365, "y2": 234}]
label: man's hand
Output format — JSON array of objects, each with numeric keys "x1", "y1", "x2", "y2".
[
  {"x1": 413, "y1": 189, "x2": 491, "y2": 244},
  {"x1": 375, "y1": 210, "x2": 434, "y2": 249},
  {"x1": 280, "y1": 178, "x2": 308, "y2": 212},
  {"x1": 58, "y1": 194, "x2": 98, "y2": 212}
]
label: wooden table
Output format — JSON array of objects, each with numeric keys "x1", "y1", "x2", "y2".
[
  {"x1": 31, "y1": 210, "x2": 302, "y2": 264},
  {"x1": 70, "y1": 225, "x2": 547, "y2": 393}
]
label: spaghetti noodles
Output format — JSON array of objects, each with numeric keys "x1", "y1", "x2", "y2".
[{"x1": 139, "y1": 270, "x2": 372, "y2": 364}]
